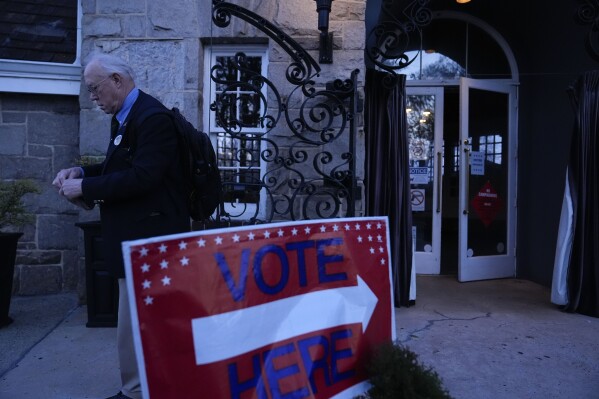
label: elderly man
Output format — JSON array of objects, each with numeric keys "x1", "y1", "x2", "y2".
[{"x1": 53, "y1": 52, "x2": 191, "y2": 399}]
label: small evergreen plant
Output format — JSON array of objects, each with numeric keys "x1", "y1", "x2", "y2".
[
  {"x1": 0, "y1": 180, "x2": 40, "y2": 231},
  {"x1": 355, "y1": 341, "x2": 454, "y2": 399}
]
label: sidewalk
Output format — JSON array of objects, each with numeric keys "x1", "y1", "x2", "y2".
[{"x1": 1, "y1": 276, "x2": 598, "y2": 399}]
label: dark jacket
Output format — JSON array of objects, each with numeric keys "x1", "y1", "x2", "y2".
[{"x1": 82, "y1": 90, "x2": 191, "y2": 278}]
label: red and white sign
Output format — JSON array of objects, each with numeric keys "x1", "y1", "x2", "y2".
[
  {"x1": 471, "y1": 181, "x2": 504, "y2": 227},
  {"x1": 122, "y1": 217, "x2": 395, "y2": 399}
]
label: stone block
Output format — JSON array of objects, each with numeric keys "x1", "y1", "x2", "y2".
[
  {"x1": 28, "y1": 144, "x2": 53, "y2": 158},
  {"x1": 62, "y1": 250, "x2": 79, "y2": 291},
  {"x1": 18, "y1": 265, "x2": 63, "y2": 295},
  {"x1": 80, "y1": 109, "x2": 111, "y2": 155},
  {"x1": 341, "y1": 20, "x2": 366, "y2": 50},
  {"x1": 0, "y1": 156, "x2": 52, "y2": 180},
  {"x1": 2, "y1": 111, "x2": 26, "y2": 123},
  {"x1": 1, "y1": 93, "x2": 79, "y2": 113},
  {"x1": 37, "y1": 214, "x2": 79, "y2": 250},
  {"x1": 28, "y1": 112, "x2": 79, "y2": 146},
  {"x1": 123, "y1": 15, "x2": 147, "y2": 38},
  {"x1": 53, "y1": 144, "x2": 82, "y2": 175},
  {"x1": 85, "y1": 16, "x2": 122, "y2": 37},
  {"x1": 0, "y1": 124, "x2": 26, "y2": 155},
  {"x1": 147, "y1": 0, "x2": 199, "y2": 38},
  {"x1": 81, "y1": 0, "x2": 96, "y2": 15},
  {"x1": 98, "y1": 0, "x2": 145, "y2": 14},
  {"x1": 16, "y1": 250, "x2": 62, "y2": 265}
]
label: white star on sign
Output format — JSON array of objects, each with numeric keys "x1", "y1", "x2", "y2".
[
  {"x1": 139, "y1": 247, "x2": 149, "y2": 257},
  {"x1": 277, "y1": 229, "x2": 284, "y2": 237},
  {"x1": 180, "y1": 256, "x2": 189, "y2": 266},
  {"x1": 264, "y1": 231, "x2": 271, "y2": 238},
  {"x1": 248, "y1": 232, "x2": 255, "y2": 240},
  {"x1": 370, "y1": 247, "x2": 375, "y2": 254},
  {"x1": 291, "y1": 228, "x2": 298, "y2": 236},
  {"x1": 344, "y1": 224, "x2": 351, "y2": 231},
  {"x1": 377, "y1": 235, "x2": 383, "y2": 242},
  {"x1": 320, "y1": 225, "x2": 326, "y2": 232},
  {"x1": 144, "y1": 296, "x2": 154, "y2": 305},
  {"x1": 304, "y1": 226, "x2": 311, "y2": 234},
  {"x1": 141, "y1": 263, "x2": 150, "y2": 273},
  {"x1": 232, "y1": 234, "x2": 240, "y2": 242},
  {"x1": 379, "y1": 246, "x2": 385, "y2": 253},
  {"x1": 161, "y1": 276, "x2": 171, "y2": 286},
  {"x1": 215, "y1": 236, "x2": 223, "y2": 245},
  {"x1": 368, "y1": 235, "x2": 373, "y2": 242},
  {"x1": 160, "y1": 260, "x2": 169, "y2": 269},
  {"x1": 380, "y1": 258, "x2": 386, "y2": 266},
  {"x1": 357, "y1": 236, "x2": 363, "y2": 243},
  {"x1": 333, "y1": 224, "x2": 339, "y2": 231},
  {"x1": 178, "y1": 241, "x2": 187, "y2": 250},
  {"x1": 159, "y1": 244, "x2": 167, "y2": 253},
  {"x1": 197, "y1": 238, "x2": 206, "y2": 247},
  {"x1": 377, "y1": 223, "x2": 382, "y2": 229},
  {"x1": 142, "y1": 280, "x2": 151, "y2": 289},
  {"x1": 355, "y1": 223, "x2": 361, "y2": 230},
  {"x1": 366, "y1": 223, "x2": 372, "y2": 230}
]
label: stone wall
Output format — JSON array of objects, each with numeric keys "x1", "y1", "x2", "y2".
[{"x1": 0, "y1": 93, "x2": 84, "y2": 297}]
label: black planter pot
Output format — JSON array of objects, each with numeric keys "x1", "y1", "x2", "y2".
[{"x1": 0, "y1": 232, "x2": 22, "y2": 328}]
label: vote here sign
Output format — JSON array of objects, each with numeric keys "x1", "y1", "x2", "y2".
[{"x1": 122, "y1": 216, "x2": 395, "y2": 399}]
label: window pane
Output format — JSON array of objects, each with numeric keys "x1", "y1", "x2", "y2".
[{"x1": 0, "y1": 1, "x2": 78, "y2": 63}]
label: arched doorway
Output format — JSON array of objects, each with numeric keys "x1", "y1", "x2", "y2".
[{"x1": 406, "y1": 12, "x2": 519, "y2": 281}]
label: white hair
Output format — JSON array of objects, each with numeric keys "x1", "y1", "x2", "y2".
[{"x1": 84, "y1": 51, "x2": 136, "y2": 82}]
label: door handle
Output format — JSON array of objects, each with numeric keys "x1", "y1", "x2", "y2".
[
  {"x1": 463, "y1": 147, "x2": 469, "y2": 215},
  {"x1": 436, "y1": 151, "x2": 442, "y2": 213}
]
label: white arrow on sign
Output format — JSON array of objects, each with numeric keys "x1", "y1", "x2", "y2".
[{"x1": 191, "y1": 275, "x2": 378, "y2": 365}]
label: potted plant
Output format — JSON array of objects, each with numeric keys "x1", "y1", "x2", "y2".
[{"x1": 0, "y1": 179, "x2": 40, "y2": 328}]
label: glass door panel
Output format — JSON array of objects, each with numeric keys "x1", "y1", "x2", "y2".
[
  {"x1": 407, "y1": 87, "x2": 443, "y2": 274},
  {"x1": 459, "y1": 78, "x2": 516, "y2": 281}
]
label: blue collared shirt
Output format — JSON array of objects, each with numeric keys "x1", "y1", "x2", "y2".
[{"x1": 116, "y1": 87, "x2": 140, "y2": 126}]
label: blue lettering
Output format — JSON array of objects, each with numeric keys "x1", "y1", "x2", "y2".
[
  {"x1": 316, "y1": 238, "x2": 347, "y2": 283},
  {"x1": 228, "y1": 353, "x2": 268, "y2": 399},
  {"x1": 254, "y1": 245, "x2": 289, "y2": 295},
  {"x1": 297, "y1": 335, "x2": 332, "y2": 394},
  {"x1": 215, "y1": 249, "x2": 250, "y2": 302},
  {"x1": 285, "y1": 241, "x2": 315, "y2": 287},
  {"x1": 264, "y1": 343, "x2": 310, "y2": 399},
  {"x1": 331, "y1": 329, "x2": 355, "y2": 383}
]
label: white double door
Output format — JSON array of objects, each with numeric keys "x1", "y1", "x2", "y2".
[{"x1": 407, "y1": 79, "x2": 517, "y2": 282}]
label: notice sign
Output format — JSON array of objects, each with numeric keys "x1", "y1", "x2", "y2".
[
  {"x1": 122, "y1": 217, "x2": 395, "y2": 399},
  {"x1": 471, "y1": 181, "x2": 504, "y2": 227}
]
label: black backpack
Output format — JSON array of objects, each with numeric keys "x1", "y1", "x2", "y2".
[{"x1": 134, "y1": 107, "x2": 223, "y2": 221}]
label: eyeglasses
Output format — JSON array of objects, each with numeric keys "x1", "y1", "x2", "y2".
[{"x1": 86, "y1": 75, "x2": 112, "y2": 95}]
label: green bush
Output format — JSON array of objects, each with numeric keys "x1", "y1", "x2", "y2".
[
  {"x1": 0, "y1": 179, "x2": 40, "y2": 231},
  {"x1": 355, "y1": 341, "x2": 453, "y2": 399}
]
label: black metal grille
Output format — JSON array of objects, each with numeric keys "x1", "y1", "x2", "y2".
[{"x1": 210, "y1": 1, "x2": 359, "y2": 225}]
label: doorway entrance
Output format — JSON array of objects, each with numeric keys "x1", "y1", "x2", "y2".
[{"x1": 408, "y1": 79, "x2": 517, "y2": 282}]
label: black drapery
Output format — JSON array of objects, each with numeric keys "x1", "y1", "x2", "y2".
[
  {"x1": 364, "y1": 69, "x2": 413, "y2": 307},
  {"x1": 564, "y1": 71, "x2": 599, "y2": 317}
]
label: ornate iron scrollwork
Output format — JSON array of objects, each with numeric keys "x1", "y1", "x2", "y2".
[
  {"x1": 210, "y1": 1, "x2": 359, "y2": 224},
  {"x1": 576, "y1": 0, "x2": 599, "y2": 61},
  {"x1": 366, "y1": 0, "x2": 432, "y2": 87}
]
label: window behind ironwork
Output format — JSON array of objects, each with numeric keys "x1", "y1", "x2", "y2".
[{"x1": 205, "y1": 46, "x2": 268, "y2": 217}]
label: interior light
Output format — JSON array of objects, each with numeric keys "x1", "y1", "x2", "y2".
[
  {"x1": 456, "y1": 0, "x2": 471, "y2": 3},
  {"x1": 419, "y1": 119, "x2": 426, "y2": 123},
  {"x1": 423, "y1": 110, "x2": 431, "y2": 116},
  {"x1": 406, "y1": 108, "x2": 413, "y2": 113}
]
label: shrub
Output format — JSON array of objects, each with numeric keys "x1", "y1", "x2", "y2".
[{"x1": 355, "y1": 341, "x2": 453, "y2": 399}]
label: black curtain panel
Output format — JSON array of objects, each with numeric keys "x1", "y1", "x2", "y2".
[
  {"x1": 565, "y1": 71, "x2": 599, "y2": 317},
  {"x1": 364, "y1": 69, "x2": 413, "y2": 307}
]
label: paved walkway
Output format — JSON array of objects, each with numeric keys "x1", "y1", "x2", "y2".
[{"x1": 0, "y1": 276, "x2": 598, "y2": 399}]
